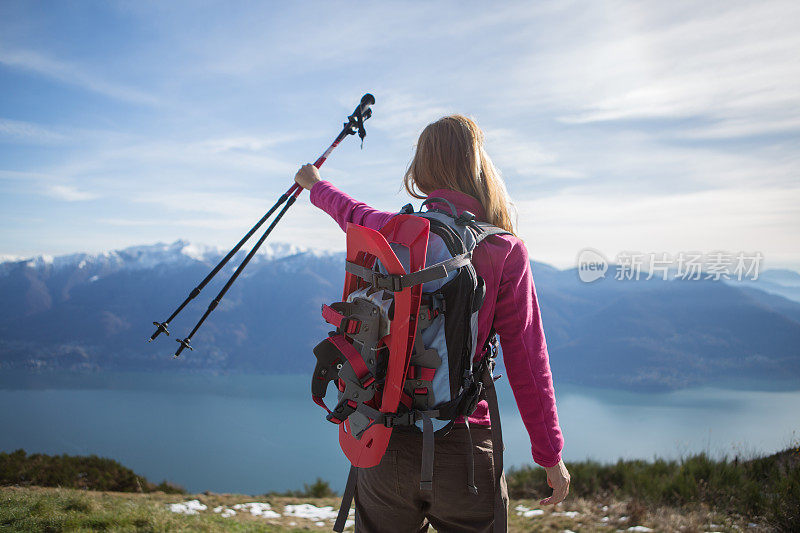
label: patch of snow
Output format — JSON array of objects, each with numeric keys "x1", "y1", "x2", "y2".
[
  {"x1": 231, "y1": 502, "x2": 280, "y2": 518},
  {"x1": 21, "y1": 254, "x2": 55, "y2": 269},
  {"x1": 212, "y1": 506, "x2": 236, "y2": 518},
  {"x1": 627, "y1": 527, "x2": 654, "y2": 532},
  {"x1": 180, "y1": 242, "x2": 212, "y2": 261},
  {"x1": 619, "y1": 516, "x2": 629, "y2": 522},
  {"x1": 168, "y1": 499, "x2": 207, "y2": 515},
  {"x1": 515, "y1": 505, "x2": 544, "y2": 518},
  {"x1": 283, "y1": 503, "x2": 338, "y2": 520},
  {"x1": 315, "y1": 521, "x2": 325, "y2": 526},
  {"x1": 562, "y1": 530, "x2": 577, "y2": 533},
  {"x1": 344, "y1": 519, "x2": 355, "y2": 529},
  {"x1": 553, "y1": 511, "x2": 580, "y2": 518}
]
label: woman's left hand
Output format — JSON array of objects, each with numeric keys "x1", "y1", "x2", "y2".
[
  {"x1": 540, "y1": 459, "x2": 570, "y2": 505},
  {"x1": 294, "y1": 163, "x2": 321, "y2": 190}
]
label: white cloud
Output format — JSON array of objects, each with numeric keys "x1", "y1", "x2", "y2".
[
  {"x1": 0, "y1": 46, "x2": 158, "y2": 105},
  {"x1": 2, "y1": 1, "x2": 798, "y2": 270},
  {"x1": 516, "y1": 185, "x2": 800, "y2": 268},
  {"x1": 541, "y1": 1, "x2": 800, "y2": 138},
  {"x1": 366, "y1": 92, "x2": 452, "y2": 142},
  {"x1": 0, "y1": 118, "x2": 68, "y2": 144},
  {"x1": 200, "y1": 135, "x2": 303, "y2": 154},
  {"x1": 47, "y1": 184, "x2": 100, "y2": 202},
  {"x1": 484, "y1": 128, "x2": 586, "y2": 181}
]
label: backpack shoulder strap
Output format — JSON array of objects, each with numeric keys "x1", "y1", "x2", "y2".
[{"x1": 470, "y1": 221, "x2": 512, "y2": 246}]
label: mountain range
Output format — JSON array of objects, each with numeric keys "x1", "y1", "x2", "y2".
[{"x1": 1, "y1": 240, "x2": 798, "y2": 391}]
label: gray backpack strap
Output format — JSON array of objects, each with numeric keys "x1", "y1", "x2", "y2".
[
  {"x1": 333, "y1": 465, "x2": 358, "y2": 532},
  {"x1": 401, "y1": 252, "x2": 472, "y2": 288},
  {"x1": 471, "y1": 221, "x2": 512, "y2": 246},
  {"x1": 419, "y1": 410, "x2": 437, "y2": 491},
  {"x1": 482, "y1": 374, "x2": 507, "y2": 532},
  {"x1": 345, "y1": 252, "x2": 472, "y2": 292}
]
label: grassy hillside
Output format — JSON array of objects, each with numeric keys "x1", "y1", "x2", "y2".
[
  {"x1": 0, "y1": 449, "x2": 185, "y2": 494},
  {"x1": 0, "y1": 486, "x2": 771, "y2": 533},
  {"x1": 1, "y1": 447, "x2": 797, "y2": 532},
  {"x1": 507, "y1": 446, "x2": 800, "y2": 531}
]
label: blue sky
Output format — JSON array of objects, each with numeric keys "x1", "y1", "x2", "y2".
[{"x1": 1, "y1": 0, "x2": 798, "y2": 269}]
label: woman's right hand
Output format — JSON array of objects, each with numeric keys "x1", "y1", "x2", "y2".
[
  {"x1": 540, "y1": 459, "x2": 570, "y2": 505},
  {"x1": 294, "y1": 163, "x2": 321, "y2": 190}
]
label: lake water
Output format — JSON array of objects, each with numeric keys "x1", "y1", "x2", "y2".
[{"x1": 0, "y1": 372, "x2": 798, "y2": 494}]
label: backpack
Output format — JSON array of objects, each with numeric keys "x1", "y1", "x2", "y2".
[{"x1": 311, "y1": 198, "x2": 510, "y2": 532}]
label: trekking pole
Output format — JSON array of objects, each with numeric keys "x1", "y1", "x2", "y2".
[
  {"x1": 152, "y1": 93, "x2": 375, "y2": 357},
  {"x1": 148, "y1": 184, "x2": 299, "y2": 342}
]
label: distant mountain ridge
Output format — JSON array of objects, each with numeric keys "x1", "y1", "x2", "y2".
[
  {"x1": 1, "y1": 241, "x2": 798, "y2": 391},
  {"x1": 0, "y1": 240, "x2": 332, "y2": 276}
]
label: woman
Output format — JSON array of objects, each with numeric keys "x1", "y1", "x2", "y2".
[{"x1": 295, "y1": 115, "x2": 569, "y2": 532}]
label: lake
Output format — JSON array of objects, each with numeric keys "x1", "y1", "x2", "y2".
[{"x1": 0, "y1": 372, "x2": 798, "y2": 494}]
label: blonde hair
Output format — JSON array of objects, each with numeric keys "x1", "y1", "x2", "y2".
[{"x1": 403, "y1": 115, "x2": 516, "y2": 234}]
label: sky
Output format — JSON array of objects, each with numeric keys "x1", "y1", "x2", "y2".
[{"x1": 1, "y1": 0, "x2": 798, "y2": 270}]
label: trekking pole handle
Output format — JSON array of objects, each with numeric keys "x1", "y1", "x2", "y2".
[
  {"x1": 302, "y1": 94, "x2": 375, "y2": 192},
  {"x1": 353, "y1": 93, "x2": 375, "y2": 120},
  {"x1": 263, "y1": 95, "x2": 379, "y2": 221}
]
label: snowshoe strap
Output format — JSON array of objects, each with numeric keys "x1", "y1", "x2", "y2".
[
  {"x1": 321, "y1": 304, "x2": 361, "y2": 334},
  {"x1": 346, "y1": 402, "x2": 441, "y2": 494},
  {"x1": 312, "y1": 335, "x2": 376, "y2": 424},
  {"x1": 333, "y1": 465, "x2": 357, "y2": 532},
  {"x1": 328, "y1": 334, "x2": 375, "y2": 388},
  {"x1": 345, "y1": 252, "x2": 472, "y2": 292}
]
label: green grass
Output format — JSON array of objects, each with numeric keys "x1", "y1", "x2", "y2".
[
  {"x1": 507, "y1": 446, "x2": 800, "y2": 530},
  {"x1": 0, "y1": 449, "x2": 185, "y2": 494},
  {"x1": 2, "y1": 446, "x2": 797, "y2": 531},
  {"x1": 0, "y1": 487, "x2": 309, "y2": 532}
]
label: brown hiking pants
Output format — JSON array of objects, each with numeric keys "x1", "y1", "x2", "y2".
[{"x1": 354, "y1": 424, "x2": 509, "y2": 532}]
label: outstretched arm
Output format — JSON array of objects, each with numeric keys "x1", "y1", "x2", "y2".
[
  {"x1": 295, "y1": 163, "x2": 397, "y2": 232},
  {"x1": 493, "y1": 238, "x2": 570, "y2": 504}
]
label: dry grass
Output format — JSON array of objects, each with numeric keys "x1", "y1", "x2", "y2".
[{"x1": 0, "y1": 486, "x2": 773, "y2": 532}]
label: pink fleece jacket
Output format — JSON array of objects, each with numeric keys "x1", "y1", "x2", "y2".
[{"x1": 310, "y1": 180, "x2": 564, "y2": 468}]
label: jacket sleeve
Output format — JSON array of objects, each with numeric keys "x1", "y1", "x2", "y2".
[
  {"x1": 309, "y1": 180, "x2": 398, "y2": 232},
  {"x1": 493, "y1": 239, "x2": 564, "y2": 468}
]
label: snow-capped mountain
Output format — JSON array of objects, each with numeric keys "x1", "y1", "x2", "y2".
[
  {"x1": 0, "y1": 240, "x2": 336, "y2": 276},
  {"x1": 1, "y1": 241, "x2": 799, "y2": 391}
]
